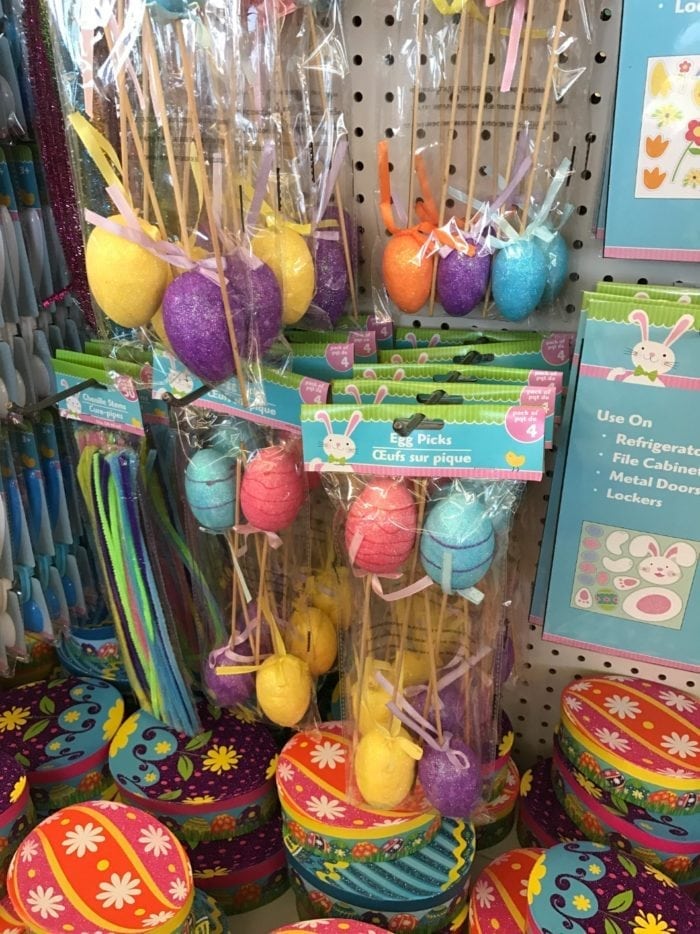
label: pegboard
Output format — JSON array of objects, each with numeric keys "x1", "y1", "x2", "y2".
[{"x1": 339, "y1": 0, "x2": 700, "y2": 767}]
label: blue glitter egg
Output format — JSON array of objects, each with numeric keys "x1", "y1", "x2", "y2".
[
  {"x1": 540, "y1": 231, "x2": 569, "y2": 304},
  {"x1": 420, "y1": 495, "x2": 495, "y2": 592},
  {"x1": 184, "y1": 448, "x2": 237, "y2": 532},
  {"x1": 491, "y1": 238, "x2": 547, "y2": 322}
]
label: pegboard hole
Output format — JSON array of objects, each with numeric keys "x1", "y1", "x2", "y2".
[
  {"x1": 603, "y1": 661, "x2": 612, "y2": 668},
  {"x1": 595, "y1": 52, "x2": 607, "y2": 64},
  {"x1": 385, "y1": 92, "x2": 394, "y2": 103},
  {"x1": 384, "y1": 128, "x2": 393, "y2": 139},
  {"x1": 577, "y1": 205, "x2": 588, "y2": 216},
  {"x1": 385, "y1": 54, "x2": 395, "y2": 66},
  {"x1": 637, "y1": 277, "x2": 648, "y2": 285},
  {"x1": 488, "y1": 52, "x2": 496, "y2": 65},
  {"x1": 355, "y1": 160, "x2": 364, "y2": 172},
  {"x1": 569, "y1": 272, "x2": 580, "y2": 282},
  {"x1": 481, "y1": 129, "x2": 491, "y2": 141},
  {"x1": 356, "y1": 194, "x2": 365, "y2": 204},
  {"x1": 384, "y1": 15, "x2": 394, "y2": 26},
  {"x1": 419, "y1": 92, "x2": 426, "y2": 103},
  {"x1": 417, "y1": 128, "x2": 426, "y2": 140},
  {"x1": 573, "y1": 240, "x2": 583, "y2": 250},
  {"x1": 590, "y1": 93, "x2": 602, "y2": 105},
  {"x1": 585, "y1": 132, "x2": 597, "y2": 144},
  {"x1": 354, "y1": 92, "x2": 363, "y2": 103},
  {"x1": 658, "y1": 673, "x2": 667, "y2": 681},
  {"x1": 566, "y1": 304, "x2": 576, "y2": 314},
  {"x1": 581, "y1": 169, "x2": 592, "y2": 180},
  {"x1": 355, "y1": 127, "x2": 365, "y2": 138},
  {"x1": 600, "y1": 8, "x2": 613, "y2": 21},
  {"x1": 603, "y1": 274, "x2": 614, "y2": 282},
  {"x1": 353, "y1": 55, "x2": 363, "y2": 67},
  {"x1": 352, "y1": 15, "x2": 361, "y2": 27}
]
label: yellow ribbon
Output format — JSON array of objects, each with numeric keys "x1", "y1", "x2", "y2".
[
  {"x1": 239, "y1": 180, "x2": 314, "y2": 236},
  {"x1": 67, "y1": 112, "x2": 129, "y2": 204},
  {"x1": 431, "y1": 0, "x2": 485, "y2": 21}
]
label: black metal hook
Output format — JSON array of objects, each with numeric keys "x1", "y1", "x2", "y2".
[
  {"x1": 160, "y1": 384, "x2": 210, "y2": 408},
  {"x1": 392, "y1": 413, "x2": 445, "y2": 436},
  {"x1": 6, "y1": 378, "x2": 105, "y2": 423}
]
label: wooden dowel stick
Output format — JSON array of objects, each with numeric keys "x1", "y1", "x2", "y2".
[
  {"x1": 465, "y1": 6, "x2": 496, "y2": 222},
  {"x1": 407, "y1": 0, "x2": 428, "y2": 222},
  {"x1": 504, "y1": 0, "x2": 536, "y2": 184}
]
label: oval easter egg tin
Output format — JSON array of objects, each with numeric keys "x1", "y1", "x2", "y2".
[
  {"x1": 0, "y1": 893, "x2": 25, "y2": 933},
  {"x1": 474, "y1": 756, "x2": 519, "y2": 850},
  {"x1": 559, "y1": 676, "x2": 700, "y2": 816},
  {"x1": 0, "y1": 753, "x2": 34, "y2": 896},
  {"x1": 468, "y1": 847, "x2": 544, "y2": 933},
  {"x1": 481, "y1": 711, "x2": 514, "y2": 798},
  {"x1": 552, "y1": 738, "x2": 700, "y2": 887},
  {"x1": 0, "y1": 676, "x2": 124, "y2": 817},
  {"x1": 525, "y1": 842, "x2": 700, "y2": 934},
  {"x1": 516, "y1": 758, "x2": 586, "y2": 850},
  {"x1": 271, "y1": 922, "x2": 391, "y2": 933},
  {"x1": 285, "y1": 817, "x2": 474, "y2": 932},
  {"x1": 7, "y1": 800, "x2": 194, "y2": 934},
  {"x1": 109, "y1": 701, "x2": 278, "y2": 845},
  {"x1": 185, "y1": 815, "x2": 288, "y2": 915},
  {"x1": 277, "y1": 722, "x2": 440, "y2": 863}
]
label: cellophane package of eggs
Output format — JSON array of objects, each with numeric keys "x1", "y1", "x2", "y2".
[
  {"x1": 369, "y1": 0, "x2": 596, "y2": 325},
  {"x1": 320, "y1": 471, "x2": 523, "y2": 819}
]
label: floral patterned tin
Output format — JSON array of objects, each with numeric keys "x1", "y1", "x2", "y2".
[
  {"x1": 468, "y1": 847, "x2": 544, "y2": 933},
  {"x1": 270, "y1": 921, "x2": 391, "y2": 933},
  {"x1": 0, "y1": 754, "x2": 34, "y2": 897},
  {"x1": 552, "y1": 738, "x2": 700, "y2": 887},
  {"x1": 284, "y1": 817, "x2": 475, "y2": 933},
  {"x1": 559, "y1": 676, "x2": 700, "y2": 817},
  {"x1": 190, "y1": 889, "x2": 229, "y2": 934},
  {"x1": 525, "y1": 841, "x2": 700, "y2": 934},
  {"x1": 185, "y1": 814, "x2": 288, "y2": 915},
  {"x1": 474, "y1": 757, "x2": 519, "y2": 851},
  {"x1": 109, "y1": 701, "x2": 279, "y2": 846},
  {"x1": 277, "y1": 723, "x2": 440, "y2": 863},
  {"x1": 0, "y1": 676, "x2": 124, "y2": 817},
  {"x1": 481, "y1": 711, "x2": 515, "y2": 799},
  {"x1": 516, "y1": 758, "x2": 586, "y2": 850},
  {"x1": 7, "y1": 800, "x2": 194, "y2": 934}
]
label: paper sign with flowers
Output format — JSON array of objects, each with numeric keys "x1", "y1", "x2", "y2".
[{"x1": 636, "y1": 55, "x2": 700, "y2": 199}]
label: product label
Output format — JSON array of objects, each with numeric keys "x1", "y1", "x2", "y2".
[{"x1": 56, "y1": 371, "x2": 144, "y2": 436}]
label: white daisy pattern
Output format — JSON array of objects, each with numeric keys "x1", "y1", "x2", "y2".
[
  {"x1": 21, "y1": 838, "x2": 39, "y2": 863},
  {"x1": 659, "y1": 766, "x2": 696, "y2": 779},
  {"x1": 292, "y1": 922, "x2": 333, "y2": 929},
  {"x1": 660, "y1": 732, "x2": 699, "y2": 760},
  {"x1": 309, "y1": 741, "x2": 346, "y2": 770},
  {"x1": 306, "y1": 795, "x2": 346, "y2": 821},
  {"x1": 168, "y1": 878, "x2": 189, "y2": 902},
  {"x1": 506, "y1": 770, "x2": 518, "y2": 788},
  {"x1": 138, "y1": 825, "x2": 172, "y2": 858},
  {"x1": 26, "y1": 886, "x2": 65, "y2": 920},
  {"x1": 568, "y1": 680, "x2": 593, "y2": 693},
  {"x1": 277, "y1": 761, "x2": 295, "y2": 782},
  {"x1": 96, "y1": 872, "x2": 142, "y2": 909},
  {"x1": 62, "y1": 822, "x2": 105, "y2": 858},
  {"x1": 142, "y1": 911, "x2": 175, "y2": 928},
  {"x1": 89, "y1": 800, "x2": 124, "y2": 811},
  {"x1": 658, "y1": 690, "x2": 697, "y2": 714},
  {"x1": 594, "y1": 727, "x2": 631, "y2": 753},
  {"x1": 564, "y1": 696, "x2": 583, "y2": 713},
  {"x1": 603, "y1": 694, "x2": 641, "y2": 720},
  {"x1": 473, "y1": 878, "x2": 496, "y2": 909}
]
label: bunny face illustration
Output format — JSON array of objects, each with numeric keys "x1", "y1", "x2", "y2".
[
  {"x1": 314, "y1": 409, "x2": 363, "y2": 468},
  {"x1": 168, "y1": 368, "x2": 194, "y2": 399},
  {"x1": 638, "y1": 555, "x2": 683, "y2": 585},
  {"x1": 609, "y1": 309, "x2": 695, "y2": 386},
  {"x1": 622, "y1": 535, "x2": 698, "y2": 623}
]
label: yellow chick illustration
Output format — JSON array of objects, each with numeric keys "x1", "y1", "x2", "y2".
[
  {"x1": 20, "y1": 191, "x2": 35, "y2": 207},
  {"x1": 20, "y1": 455, "x2": 36, "y2": 468},
  {"x1": 505, "y1": 451, "x2": 525, "y2": 471},
  {"x1": 39, "y1": 445, "x2": 55, "y2": 458}
]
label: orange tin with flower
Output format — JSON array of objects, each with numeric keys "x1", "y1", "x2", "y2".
[
  {"x1": 276, "y1": 722, "x2": 440, "y2": 863},
  {"x1": 468, "y1": 847, "x2": 543, "y2": 934},
  {"x1": 558, "y1": 676, "x2": 700, "y2": 817},
  {"x1": 0, "y1": 676, "x2": 124, "y2": 818},
  {"x1": 108, "y1": 700, "x2": 279, "y2": 847},
  {"x1": 0, "y1": 754, "x2": 35, "y2": 898}
]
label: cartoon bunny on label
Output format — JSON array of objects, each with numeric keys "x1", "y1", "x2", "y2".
[
  {"x1": 308, "y1": 409, "x2": 363, "y2": 472},
  {"x1": 607, "y1": 309, "x2": 695, "y2": 386},
  {"x1": 619, "y1": 534, "x2": 698, "y2": 623}
]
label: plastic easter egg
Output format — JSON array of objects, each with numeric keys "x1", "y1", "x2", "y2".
[
  {"x1": 420, "y1": 494, "x2": 495, "y2": 592},
  {"x1": 184, "y1": 448, "x2": 237, "y2": 531},
  {"x1": 287, "y1": 605, "x2": 337, "y2": 676},
  {"x1": 256, "y1": 653, "x2": 312, "y2": 727},
  {"x1": 491, "y1": 238, "x2": 547, "y2": 322},
  {"x1": 399, "y1": 650, "x2": 431, "y2": 687},
  {"x1": 382, "y1": 234, "x2": 433, "y2": 314},
  {"x1": 355, "y1": 728, "x2": 419, "y2": 809},
  {"x1": 311, "y1": 208, "x2": 358, "y2": 325},
  {"x1": 203, "y1": 642, "x2": 255, "y2": 708},
  {"x1": 437, "y1": 244, "x2": 491, "y2": 316},
  {"x1": 540, "y1": 230, "x2": 569, "y2": 304},
  {"x1": 208, "y1": 419, "x2": 262, "y2": 457},
  {"x1": 240, "y1": 445, "x2": 305, "y2": 532},
  {"x1": 251, "y1": 227, "x2": 314, "y2": 325},
  {"x1": 350, "y1": 662, "x2": 393, "y2": 735},
  {"x1": 308, "y1": 567, "x2": 351, "y2": 629},
  {"x1": 162, "y1": 268, "x2": 249, "y2": 384},
  {"x1": 418, "y1": 738, "x2": 480, "y2": 816},
  {"x1": 85, "y1": 214, "x2": 170, "y2": 328},
  {"x1": 227, "y1": 251, "x2": 282, "y2": 354},
  {"x1": 344, "y1": 478, "x2": 417, "y2": 574},
  {"x1": 150, "y1": 307, "x2": 171, "y2": 349}
]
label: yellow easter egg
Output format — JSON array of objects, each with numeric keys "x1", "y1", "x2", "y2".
[
  {"x1": 311, "y1": 568, "x2": 352, "y2": 629},
  {"x1": 399, "y1": 650, "x2": 431, "y2": 687},
  {"x1": 355, "y1": 727, "x2": 420, "y2": 809},
  {"x1": 150, "y1": 307, "x2": 172, "y2": 349},
  {"x1": 349, "y1": 662, "x2": 393, "y2": 735},
  {"x1": 86, "y1": 214, "x2": 170, "y2": 328},
  {"x1": 251, "y1": 227, "x2": 314, "y2": 325},
  {"x1": 256, "y1": 653, "x2": 312, "y2": 727},
  {"x1": 287, "y1": 605, "x2": 337, "y2": 677}
]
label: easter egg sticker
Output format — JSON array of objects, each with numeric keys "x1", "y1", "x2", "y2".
[
  {"x1": 540, "y1": 333, "x2": 573, "y2": 366},
  {"x1": 505, "y1": 406, "x2": 545, "y2": 444}
]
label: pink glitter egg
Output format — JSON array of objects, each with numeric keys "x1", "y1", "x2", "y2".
[
  {"x1": 344, "y1": 478, "x2": 417, "y2": 574},
  {"x1": 240, "y1": 445, "x2": 306, "y2": 532}
]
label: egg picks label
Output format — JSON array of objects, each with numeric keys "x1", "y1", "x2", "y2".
[
  {"x1": 300, "y1": 403, "x2": 546, "y2": 479},
  {"x1": 152, "y1": 349, "x2": 330, "y2": 431},
  {"x1": 543, "y1": 300, "x2": 700, "y2": 669}
]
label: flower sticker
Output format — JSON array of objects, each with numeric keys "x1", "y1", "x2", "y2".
[
  {"x1": 683, "y1": 169, "x2": 700, "y2": 188},
  {"x1": 169, "y1": 878, "x2": 189, "y2": 902},
  {"x1": 651, "y1": 104, "x2": 683, "y2": 128},
  {"x1": 142, "y1": 910, "x2": 175, "y2": 928},
  {"x1": 9, "y1": 775, "x2": 26, "y2": 804},
  {"x1": 277, "y1": 761, "x2": 294, "y2": 782},
  {"x1": 527, "y1": 855, "x2": 547, "y2": 904},
  {"x1": 473, "y1": 878, "x2": 496, "y2": 909},
  {"x1": 632, "y1": 911, "x2": 676, "y2": 933},
  {"x1": 658, "y1": 689, "x2": 697, "y2": 713},
  {"x1": 309, "y1": 741, "x2": 346, "y2": 770},
  {"x1": 266, "y1": 754, "x2": 279, "y2": 781},
  {"x1": 594, "y1": 727, "x2": 630, "y2": 753},
  {"x1": 62, "y1": 822, "x2": 105, "y2": 858}
]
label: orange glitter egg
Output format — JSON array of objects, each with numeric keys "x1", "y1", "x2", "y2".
[{"x1": 382, "y1": 235, "x2": 434, "y2": 314}]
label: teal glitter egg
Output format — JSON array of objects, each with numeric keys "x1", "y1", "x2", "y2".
[
  {"x1": 491, "y1": 238, "x2": 547, "y2": 322},
  {"x1": 184, "y1": 448, "x2": 237, "y2": 532},
  {"x1": 420, "y1": 495, "x2": 495, "y2": 592}
]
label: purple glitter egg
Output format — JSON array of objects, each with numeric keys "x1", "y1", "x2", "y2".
[
  {"x1": 162, "y1": 269, "x2": 249, "y2": 383},
  {"x1": 411, "y1": 678, "x2": 465, "y2": 738},
  {"x1": 437, "y1": 242, "x2": 491, "y2": 317},
  {"x1": 311, "y1": 208, "x2": 358, "y2": 325},
  {"x1": 227, "y1": 252, "x2": 282, "y2": 355},
  {"x1": 418, "y1": 737, "x2": 480, "y2": 816},
  {"x1": 203, "y1": 643, "x2": 255, "y2": 708}
]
